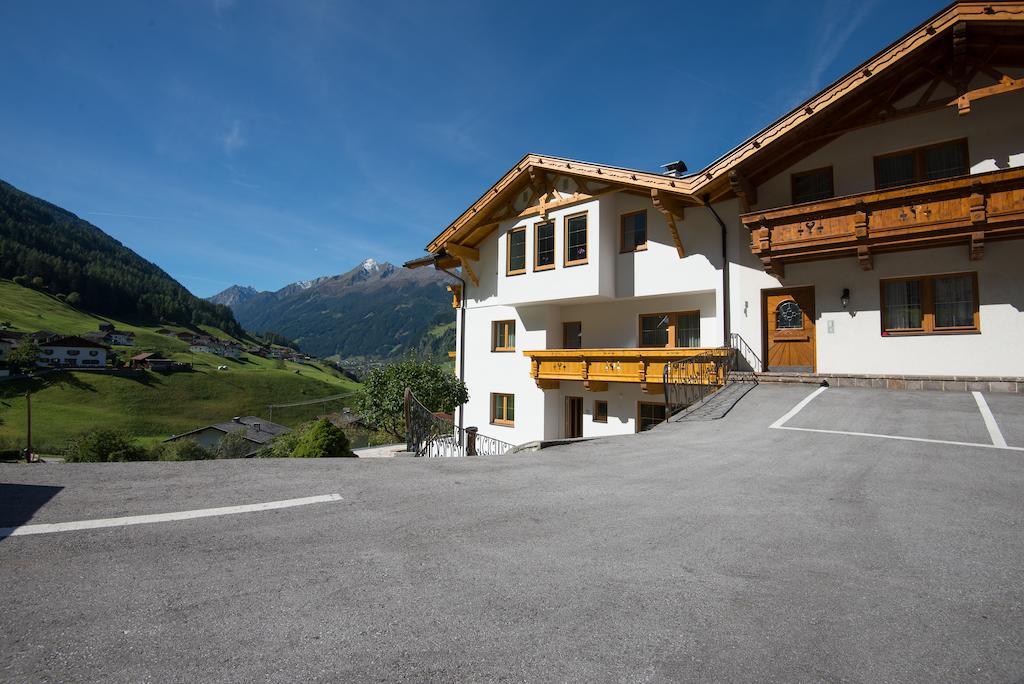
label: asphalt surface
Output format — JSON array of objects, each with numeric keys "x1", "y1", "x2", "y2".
[{"x1": 1, "y1": 384, "x2": 1022, "y2": 682}]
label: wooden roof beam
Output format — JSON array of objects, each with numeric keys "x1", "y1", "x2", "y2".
[
  {"x1": 728, "y1": 170, "x2": 757, "y2": 212},
  {"x1": 445, "y1": 243, "x2": 480, "y2": 261},
  {"x1": 651, "y1": 189, "x2": 688, "y2": 258}
]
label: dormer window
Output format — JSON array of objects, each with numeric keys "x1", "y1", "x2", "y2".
[
  {"x1": 564, "y1": 213, "x2": 588, "y2": 266},
  {"x1": 874, "y1": 139, "x2": 968, "y2": 190},
  {"x1": 507, "y1": 227, "x2": 526, "y2": 276},
  {"x1": 620, "y1": 210, "x2": 647, "y2": 252},
  {"x1": 534, "y1": 221, "x2": 555, "y2": 271},
  {"x1": 791, "y1": 166, "x2": 834, "y2": 204}
]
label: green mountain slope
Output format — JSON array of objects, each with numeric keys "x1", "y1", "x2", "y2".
[
  {"x1": 0, "y1": 280, "x2": 358, "y2": 453},
  {"x1": 0, "y1": 178, "x2": 241, "y2": 334}
]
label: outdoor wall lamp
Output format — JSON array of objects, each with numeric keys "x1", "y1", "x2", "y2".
[{"x1": 841, "y1": 288, "x2": 851, "y2": 310}]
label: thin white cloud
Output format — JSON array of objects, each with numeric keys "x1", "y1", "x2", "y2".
[
  {"x1": 212, "y1": 0, "x2": 235, "y2": 16},
  {"x1": 222, "y1": 119, "x2": 246, "y2": 156},
  {"x1": 806, "y1": 0, "x2": 881, "y2": 94}
]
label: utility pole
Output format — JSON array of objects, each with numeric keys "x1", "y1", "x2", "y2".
[{"x1": 25, "y1": 391, "x2": 32, "y2": 463}]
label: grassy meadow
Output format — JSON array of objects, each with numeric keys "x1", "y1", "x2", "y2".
[{"x1": 0, "y1": 280, "x2": 361, "y2": 452}]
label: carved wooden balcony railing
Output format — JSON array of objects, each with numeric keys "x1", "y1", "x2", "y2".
[
  {"x1": 524, "y1": 347, "x2": 733, "y2": 393},
  {"x1": 741, "y1": 167, "x2": 1024, "y2": 276}
]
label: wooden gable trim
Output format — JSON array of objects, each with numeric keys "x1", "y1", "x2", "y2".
[{"x1": 426, "y1": 154, "x2": 699, "y2": 254}]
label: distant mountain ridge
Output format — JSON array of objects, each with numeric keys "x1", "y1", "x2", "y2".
[{"x1": 208, "y1": 258, "x2": 455, "y2": 360}]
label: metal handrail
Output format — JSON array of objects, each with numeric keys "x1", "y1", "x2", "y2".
[
  {"x1": 662, "y1": 348, "x2": 737, "y2": 419},
  {"x1": 729, "y1": 333, "x2": 764, "y2": 373},
  {"x1": 404, "y1": 388, "x2": 514, "y2": 458}
]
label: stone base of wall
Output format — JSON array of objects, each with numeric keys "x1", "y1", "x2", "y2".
[{"x1": 756, "y1": 372, "x2": 1023, "y2": 393}]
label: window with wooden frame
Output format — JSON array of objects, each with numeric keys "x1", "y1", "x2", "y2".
[
  {"x1": 564, "y1": 212, "x2": 588, "y2": 266},
  {"x1": 492, "y1": 320, "x2": 516, "y2": 351},
  {"x1": 791, "y1": 166, "x2": 835, "y2": 204},
  {"x1": 639, "y1": 311, "x2": 701, "y2": 348},
  {"x1": 491, "y1": 393, "x2": 515, "y2": 426},
  {"x1": 593, "y1": 400, "x2": 608, "y2": 423},
  {"x1": 620, "y1": 210, "x2": 647, "y2": 252},
  {"x1": 874, "y1": 139, "x2": 969, "y2": 190},
  {"x1": 563, "y1": 321, "x2": 582, "y2": 349},
  {"x1": 637, "y1": 402, "x2": 665, "y2": 432},
  {"x1": 506, "y1": 227, "x2": 526, "y2": 276},
  {"x1": 880, "y1": 272, "x2": 979, "y2": 336},
  {"x1": 534, "y1": 221, "x2": 555, "y2": 271}
]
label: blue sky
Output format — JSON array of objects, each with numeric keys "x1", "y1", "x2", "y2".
[{"x1": 0, "y1": 0, "x2": 942, "y2": 297}]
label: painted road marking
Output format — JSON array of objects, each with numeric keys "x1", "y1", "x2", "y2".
[
  {"x1": 773, "y1": 425, "x2": 1024, "y2": 452},
  {"x1": 0, "y1": 493, "x2": 343, "y2": 537},
  {"x1": 769, "y1": 387, "x2": 1024, "y2": 452},
  {"x1": 769, "y1": 385, "x2": 828, "y2": 429},
  {"x1": 973, "y1": 391, "x2": 1008, "y2": 448}
]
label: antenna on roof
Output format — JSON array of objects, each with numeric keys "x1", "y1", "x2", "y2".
[{"x1": 661, "y1": 160, "x2": 688, "y2": 177}]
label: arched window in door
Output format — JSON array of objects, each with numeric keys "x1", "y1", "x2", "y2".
[{"x1": 776, "y1": 299, "x2": 804, "y2": 329}]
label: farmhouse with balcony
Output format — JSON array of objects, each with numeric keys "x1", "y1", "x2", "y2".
[
  {"x1": 407, "y1": 1, "x2": 1024, "y2": 443},
  {"x1": 37, "y1": 336, "x2": 109, "y2": 368}
]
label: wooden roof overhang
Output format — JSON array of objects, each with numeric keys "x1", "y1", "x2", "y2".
[{"x1": 413, "y1": 2, "x2": 1024, "y2": 274}]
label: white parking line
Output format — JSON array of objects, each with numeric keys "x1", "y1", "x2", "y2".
[
  {"x1": 769, "y1": 385, "x2": 828, "y2": 429},
  {"x1": 0, "y1": 493, "x2": 343, "y2": 537},
  {"x1": 973, "y1": 392, "x2": 1008, "y2": 448},
  {"x1": 774, "y1": 425, "x2": 1024, "y2": 452},
  {"x1": 769, "y1": 387, "x2": 1024, "y2": 452}
]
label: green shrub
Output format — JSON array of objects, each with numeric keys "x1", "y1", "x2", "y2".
[
  {"x1": 257, "y1": 430, "x2": 300, "y2": 458},
  {"x1": 291, "y1": 418, "x2": 352, "y2": 458},
  {"x1": 65, "y1": 429, "x2": 149, "y2": 462},
  {"x1": 154, "y1": 438, "x2": 212, "y2": 461},
  {"x1": 257, "y1": 419, "x2": 353, "y2": 458}
]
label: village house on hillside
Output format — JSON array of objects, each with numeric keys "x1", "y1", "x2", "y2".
[
  {"x1": 37, "y1": 335, "x2": 109, "y2": 368},
  {"x1": 164, "y1": 416, "x2": 291, "y2": 457},
  {"x1": 85, "y1": 325, "x2": 135, "y2": 347},
  {"x1": 407, "y1": 2, "x2": 1024, "y2": 443}
]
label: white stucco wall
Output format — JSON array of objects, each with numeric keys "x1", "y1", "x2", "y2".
[
  {"x1": 783, "y1": 242, "x2": 1024, "y2": 377},
  {"x1": 458, "y1": 303, "x2": 555, "y2": 445},
  {"x1": 552, "y1": 381, "x2": 665, "y2": 437}
]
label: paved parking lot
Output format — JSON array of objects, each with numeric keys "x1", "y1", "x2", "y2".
[
  {"x1": 772, "y1": 385, "x2": 1022, "y2": 451},
  {"x1": 1, "y1": 384, "x2": 1022, "y2": 682}
]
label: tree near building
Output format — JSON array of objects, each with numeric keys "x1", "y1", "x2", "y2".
[
  {"x1": 7, "y1": 340, "x2": 40, "y2": 372},
  {"x1": 355, "y1": 358, "x2": 468, "y2": 440}
]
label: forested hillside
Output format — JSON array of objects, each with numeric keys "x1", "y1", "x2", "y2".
[{"x1": 0, "y1": 179, "x2": 241, "y2": 334}]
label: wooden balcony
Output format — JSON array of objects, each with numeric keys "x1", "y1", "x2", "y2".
[
  {"x1": 525, "y1": 347, "x2": 733, "y2": 392},
  {"x1": 741, "y1": 167, "x2": 1024, "y2": 276}
]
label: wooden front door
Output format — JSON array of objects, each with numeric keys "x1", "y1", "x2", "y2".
[
  {"x1": 565, "y1": 396, "x2": 583, "y2": 438},
  {"x1": 763, "y1": 287, "x2": 816, "y2": 372}
]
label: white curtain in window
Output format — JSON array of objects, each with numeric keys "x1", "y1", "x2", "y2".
[
  {"x1": 885, "y1": 280, "x2": 921, "y2": 329},
  {"x1": 934, "y1": 276, "x2": 973, "y2": 327}
]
